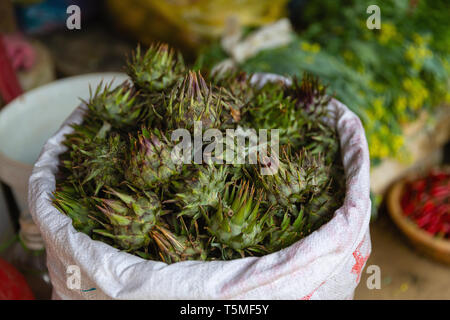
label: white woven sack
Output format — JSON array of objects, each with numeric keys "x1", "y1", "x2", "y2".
[{"x1": 29, "y1": 74, "x2": 371, "y2": 300}]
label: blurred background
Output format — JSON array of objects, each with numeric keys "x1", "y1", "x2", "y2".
[{"x1": 0, "y1": 0, "x2": 448, "y2": 299}]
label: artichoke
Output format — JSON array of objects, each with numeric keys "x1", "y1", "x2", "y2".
[
  {"x1": 127, "y1": 43, "x2": 185, "y2": 93},
  {"x1": 205, "y1": 181, "x2": 272, "y2": 259},
  {"x1": 94, "y1": 187, "x2": 162, "y2": 251},
  {"x1": 125, "y1": 128, "x2": 182, "y2": 190}
]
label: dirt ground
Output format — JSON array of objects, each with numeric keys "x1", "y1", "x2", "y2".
[{"x1": 355, "y1": 211, "x2": 450, "y2": 300}]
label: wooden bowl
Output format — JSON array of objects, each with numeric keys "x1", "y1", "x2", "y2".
[{"x1": 387, "y1": 173, "x2": 450, "y2": 265}]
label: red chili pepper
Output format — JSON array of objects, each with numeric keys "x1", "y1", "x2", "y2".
[
  {"x1": 416, "y1": 213, "x2": 431, "y2": 228},
  {"x1": 412, "y1": 179, "x2": 426, "y2": 193},
  {"x1": 422, "y1": 201, "x2": 435, "y2": 215},
  {"x1": 401, "y1": 170, "x2": 450, "y2": 237},
  {"x1": 403, "y1": 203, "x2": 415, "y2": 216}
]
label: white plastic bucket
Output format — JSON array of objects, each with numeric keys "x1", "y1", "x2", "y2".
[{"x1": 0, "y1": 73, "x2": 128, "y2": 212}]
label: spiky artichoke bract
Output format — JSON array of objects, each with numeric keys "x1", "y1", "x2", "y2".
[
  {"x1": 253, "y1": 147, "x2": 331, "y2": 216},
  {"x1": 174, "y1": 164, "x2": 229, "y2": 219},
  {"x1": 86, "y1": 82, "x2": 147, "y2": 130},
  {"x1": 164, "y1": 71, "x2": 233, "y2": 130},
  {"x1": 61, "y1": 133, "x2": 125, "y2": 195},
  {"x1": 127, "y1": 43, "x2": 185, "y2": 93},
  {"x1": 125, "y1": 128, "x2": 182, "y2": 189},
  {"x1": 205, "y1": 181, "x2": 272, "y2": 259},
  {"x1": 94, "y1": 187, "x2": 162, "y2": 251},
  {"x1": 151, "y1": 223, "x2": 208, "y2": 264},
  {"x1": 53, "y1": 43, "x2": 346, "y2": 263}
]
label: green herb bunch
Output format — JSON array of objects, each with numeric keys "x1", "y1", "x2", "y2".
[{"x1": 196, "y1": 0, "x2": 450, "y2": 165}]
